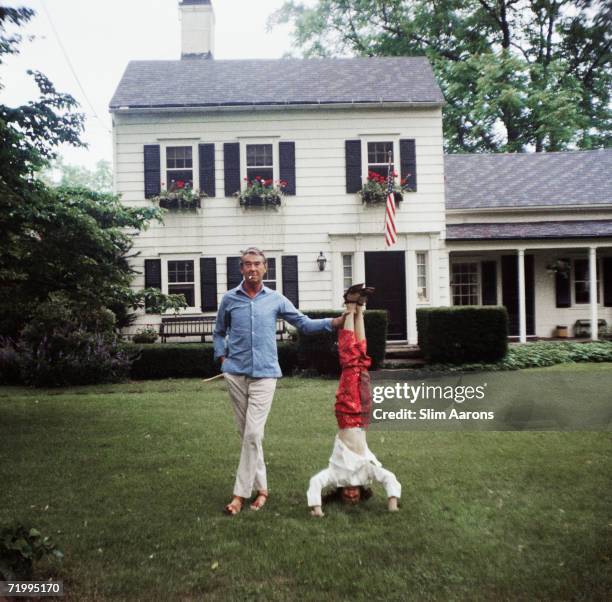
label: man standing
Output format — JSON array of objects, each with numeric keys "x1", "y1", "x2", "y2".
[{"x1": 214, "y1": 247, "x2": 345, "y2": 515}]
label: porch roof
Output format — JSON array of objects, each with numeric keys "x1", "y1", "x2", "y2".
[
  {"x1": 445, "y1": 219, "x2": 612, "y2": 241},
  {"x1": 445, "y1": 149, "x2": 612, "y2": 210}
]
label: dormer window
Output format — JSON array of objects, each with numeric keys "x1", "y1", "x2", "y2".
[
  {"x1": 166, "y1": 146, "x2": 193, "y2": 191},
  {"x1": 246, "y1": 144, "x2": 273, "y2": 182}
]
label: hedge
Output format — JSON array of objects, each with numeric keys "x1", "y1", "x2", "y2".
[
  {"x1": 417, "y1": 306, "x2": 508, "y2": 364},
  {"x1": 297, "y1": 310, "x2": 388, "y2": 375},
  {"x1": 128, "y1": 341, "x2": 299, "y2": 380}
]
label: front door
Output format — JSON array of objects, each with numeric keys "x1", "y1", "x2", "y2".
[
  {"x1": 364, "y1": 251, "x2": 407, "y2": 340},
  {"x1": 501, "y1": 254, "x2": 535, "y2": 336}
]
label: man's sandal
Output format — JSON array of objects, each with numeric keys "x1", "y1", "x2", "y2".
[
  {"x1": 224, "y1": 496, "x2": 244, "y2": 516},
  {"x1": 250, "y1": 491, "x2": 268, "y2": 511},
  {"x1": 343, "y1": 283, "x2": 365, "y2": 304}
]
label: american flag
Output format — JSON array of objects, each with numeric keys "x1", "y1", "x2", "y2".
[{"x1": 384, "y1": 152, "x2": 397, "y2": 247}]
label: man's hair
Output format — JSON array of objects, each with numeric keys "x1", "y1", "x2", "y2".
[{"x1": 240, "y1": 247, "x2": 266, "y2": 265}]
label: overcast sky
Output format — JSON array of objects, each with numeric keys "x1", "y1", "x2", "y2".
[{"x1": 1, "y1": 0, "x2": 301, "y2": 169}]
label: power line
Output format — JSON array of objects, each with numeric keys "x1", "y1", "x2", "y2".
[{"x1": 39, "y1": 0, "x2": 112, "y2": 134}]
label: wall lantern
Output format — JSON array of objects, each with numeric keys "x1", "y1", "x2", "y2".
[{"x1": 317, "y1": 251, "x2": 327, "y2": 272}]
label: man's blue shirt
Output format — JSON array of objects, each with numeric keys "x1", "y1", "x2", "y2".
[{"x1": 213, "y1": 282, "x2": 333, "y2": 378}]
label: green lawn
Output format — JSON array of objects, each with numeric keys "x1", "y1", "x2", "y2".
[{"x1": 1, "y1": 364, "x2": 611, "y2": 601}]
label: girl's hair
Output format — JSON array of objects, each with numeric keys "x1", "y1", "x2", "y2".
[{"x1": 322, "y1": 486, "x2": 374, "y2": 505}]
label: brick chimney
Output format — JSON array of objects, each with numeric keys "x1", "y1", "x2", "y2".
[{"x1": 179, "y1": 0, "x2": 215, "y2": 59}]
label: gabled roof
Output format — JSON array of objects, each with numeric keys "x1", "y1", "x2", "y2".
[
  {"x1": 445, "y1": 149, "x2": 612, "y2": 210},
  {"x1": 109, "y1": 57, "x2": 444, "y2": 110},
  {"x1": 446, "y1": 220, "x2": 612, "y2": 241}
]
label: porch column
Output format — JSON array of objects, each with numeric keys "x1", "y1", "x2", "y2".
[
  {"x1": 518, "y1": 248, "x2": 527, "y2": 343},
  {"x1": 406, "y1": 250, "x2": 418, "y2": 344},
  {"x1": 354, "y1": 251, "x2": 365, "y2": 286},
  {"x1": 589, "y1": 246, "x2": 598, "y2": 341},
  {"x1": 331, "y1": 251, "x2": 343, "y2": 309}
]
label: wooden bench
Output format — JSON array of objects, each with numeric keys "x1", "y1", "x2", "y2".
[
  {"x1": 160, "y1": 316, "x2": 289, "y2": 343},
  {"x1": 573, "y1": 319, "x2": 607, "y2": 338}
]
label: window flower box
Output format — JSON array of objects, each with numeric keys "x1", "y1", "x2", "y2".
[
  {"x1": 358, "y1": 170, "x2": 408, "y2": 205},
  {"x1": 153, "y1": 180, "x2": 205, "y2": 211},
  {"x1": 236, "y1": 176, "x2": 286, "y2": 209}
]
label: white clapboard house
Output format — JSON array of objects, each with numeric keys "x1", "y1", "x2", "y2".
[{"x1": 110, "y1": 0, "x2": 612, "y2": 344}]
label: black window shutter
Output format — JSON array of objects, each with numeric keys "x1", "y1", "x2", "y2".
[
  {"x1": 144, "y1": 145, "x2": 161, "y2": 198},
  {"x1": 198, "y1": 143, "x2": 215, "y2": 198},
  {"x1": 603, "y1": 257, "x2": 612, "y2": 307},
  {"x1": 345, "y1": 140, "x2": 362, "y2": 193},
  {"x1": 282, "y1": 255, "x2": 299, "y2": 308},
  {"x1": 481, "y1": 261, "x2": 497, "y2": 305},
  {"x1": 279, "y1": 141, "x2": 296, "y2": 195},
  {"x1": 399, "y1": 139, "x2": 417, "y2": 192},
  {"x1": 555, "y1": 258, "x2": 571, "y2": 308},
  {"x1": 224, "y1": 142, "x2": 240, "y2": 197},
  {"x1": 200, "y1": 257, "x2": 217, "y2": 312},
  {"x1": 227, "y1": 257, "x2": 242, "y2": 290},
  {"x1": 144, "y1": 259, "x2": 162, "y2": 312}
]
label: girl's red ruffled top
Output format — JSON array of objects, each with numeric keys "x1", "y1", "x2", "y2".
[{"x1": 335, "y1": 329, "x2": 372, "y2": 429}]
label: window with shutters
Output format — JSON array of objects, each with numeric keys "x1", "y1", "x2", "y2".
[
  {"x1": 451, "y1": 262, "x2": 480, "y2": 306},
  {"x1": 167, "y1": 260, "x2": 195, "y2": 307},
  {"x1": 416, "y1": 252, "x2": 428, "y2": 302},
  {"x1": 574, "y1": 259, "x2": 600, "y2": 304},
  {"x1": 342, "y1": 254, "x2": 353, "y2": 291},
  {"x1": 263, "y1": 257, "x2": 277, "y2": 290},
  {"x1": 246, "y1": 144, "x2": 273, "y2": 182},
  {"x1": 367, "y1": 141, "x2": 394, "y2": 179},
  {"x1": 166, "y1": 146, "x2": 193, "y2": 191}
]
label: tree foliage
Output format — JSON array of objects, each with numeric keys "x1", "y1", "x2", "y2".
[
  {"x1": 271, "y1": 0, "x2": 611, "y2": 152},
  {"x1": 0, "y1": 6, "x2": 183, "y2": 337},
  {"x1": 41, "y1": 158, "x2": 114, "y2": 193}
]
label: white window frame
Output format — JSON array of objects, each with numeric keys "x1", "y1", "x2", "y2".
[
  {"x1": 160, "y1": 141, "x2": 199, "y2": 193},
  {"x1": 360, "y1": 135, "x2": 400, "y2": 186},
  {"x1": 450, "y1": 260, "x2": 481, "y2": 306},
  {"x1": 263, "y1": 256, "x2": 278, "y2": 290},
  {"x1": 416, "y1": 251, "x2": 429, "y2": 303},
  {"x1": 161, "y1": 254, "x2": 201, "y2": 313},
  {"x1": 572, "y1": 257, "x2": 602, "y2": 306},
  {"x1": 239, "y1": 138, "x2": 279, "y2": 187},
  {"x1": 342, "y1": 254, "x2": 354, "y2": 291}
]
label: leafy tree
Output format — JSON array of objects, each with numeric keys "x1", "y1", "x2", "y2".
[
  {"x1": 41, "y1": 158, "x2": 114, "y2": 193},
  {"x1": 0, "y1": 6, "x2": 183, "y2": 338},
  {"x1": 271, "y1": 0, "x2": 611, "y2": 152}
]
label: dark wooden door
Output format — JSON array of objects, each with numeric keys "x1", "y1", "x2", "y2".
[
  {"x1": 365, "y1": 251, "x2": 407, "y2": 340},
  {"x1": 501, "y1": 254, "x2": 535, "y2": 336}
]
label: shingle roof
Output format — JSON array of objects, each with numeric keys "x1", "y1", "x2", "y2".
[
  {"x1": 109, "y1": 57, "x2": 444, "y2": 110},
  {"x1": 445, "y1": 149, "x2": 612, "y2": 210},
  {"x1": 446, "y1": 220, "x2": 612, "y2": 241}
]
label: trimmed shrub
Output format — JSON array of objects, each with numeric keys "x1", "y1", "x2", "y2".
[
  {"x1": 132, "y1": 327, "x2": 159, "y2": 344},
  {"x1": 417, "y1": 306, "x2": 508, "y2": 364},
  {"x1": 297, "y1": 310, "x2": 388, "y2": 375},
  {"x1": 129, "y1": 341, "x2": 300, "y2": 380}
]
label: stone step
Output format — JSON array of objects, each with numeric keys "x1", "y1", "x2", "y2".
[{"x1": 384, "y1": 344, "x2": 423, "y2": 360}]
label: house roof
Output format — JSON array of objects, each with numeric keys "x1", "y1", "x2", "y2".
[
  {"x1": 445, "y1": 149, "x2": 612, "y2": 210},
  {"x1": 446, "y1": 220, "x2": 612, "y2": 241},
  {"x1": 109, "y1": 57, "x2": 445, "y2": 110}
]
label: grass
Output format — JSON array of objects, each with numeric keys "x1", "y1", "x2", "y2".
[{"x1": 1, "y1": 365, "x2": 611, "y2": 601}]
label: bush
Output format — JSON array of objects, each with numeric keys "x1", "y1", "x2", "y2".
[
  {"x1": 132, "y1": 327, "x2": 159, "y2": 344},
  {"x1": 417, "y1": 306, "x2": 508, "y2": 364},
  {"x1": 129, "y1": 341, "x2": 300, "y2": 380},
  {"x1": 297, "y1": 310, "x2": 388, "y2": 375},
  {"x1": 0, "y1": 523, "x2": 63, "y2": 580},
  {"x1": 17, "y1": 295, "x2": 132, "y2": 387},
  {"x1": 0, "y1": 337, "x2": 21, "y2": 385}
]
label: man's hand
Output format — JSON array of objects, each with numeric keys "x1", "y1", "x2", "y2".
[{"x1": 331, "y1": 311, "x2": 350, "y2": 330}]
